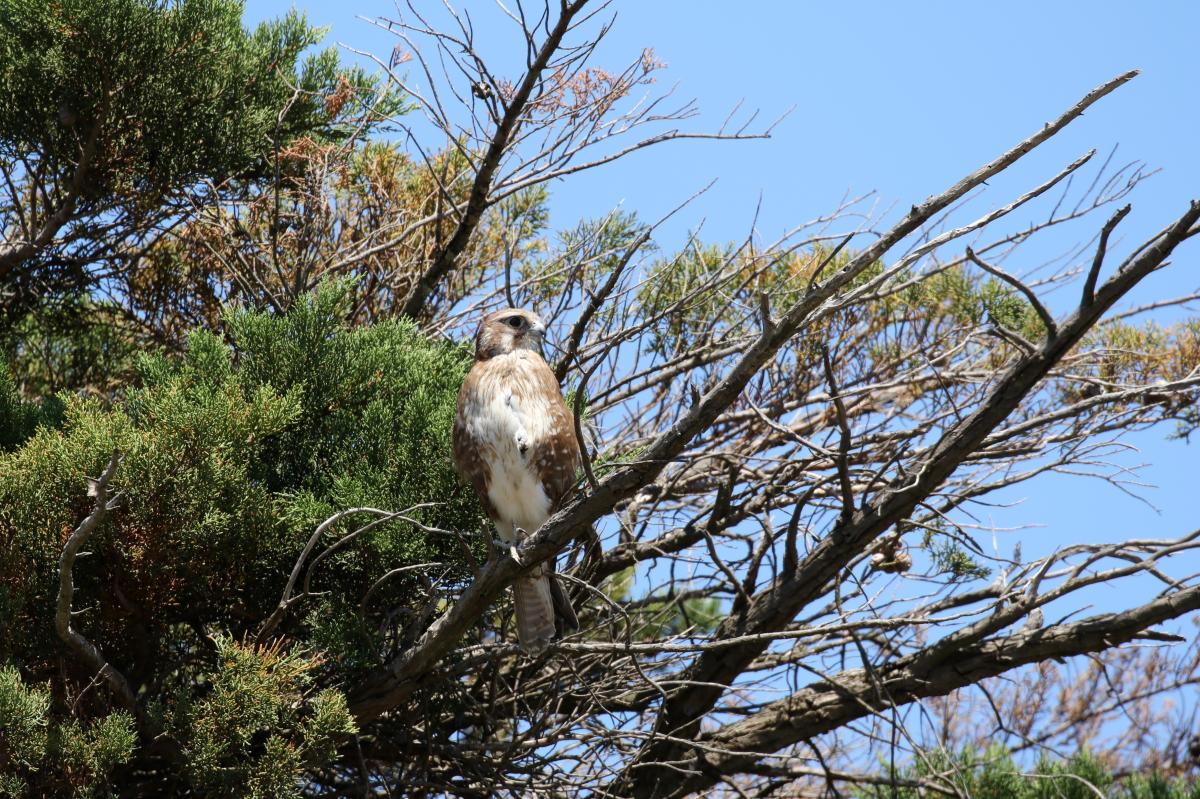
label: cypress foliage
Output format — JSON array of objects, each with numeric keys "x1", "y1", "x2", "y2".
[
  {"x1": 0, "y1": 0, "x2": 392, "y2": 198},
  {"x1": 0, "y1": 282, "x2": 481, "y2": 794},
  {"x1": 856, "y1": 746, "x2": 1200, "y2": 799}
]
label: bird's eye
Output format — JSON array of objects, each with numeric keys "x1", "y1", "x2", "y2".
[{"x1": 505, "y1": 316, "x2": 524, "y2": 329}]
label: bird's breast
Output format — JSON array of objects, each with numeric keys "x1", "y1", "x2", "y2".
[{"x1": 461, "y1": 357, "x2": 556, "y2": 532}]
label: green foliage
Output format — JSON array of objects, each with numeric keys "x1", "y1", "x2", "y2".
[
  {"x1": 903, "y1": 266, "x2": 1042, "y2": 338},
  {"x1": 0, "y1": 665, "x2": 136, "y2": 797},
  {"x1": 603, "y1": 567, "x2": 724, "y2": 641},
  {"x1": 594, "y1": 443, "x2": 647, "y2": 476},
  {"x1": 1121, "y1": 774, "x2": 1200, "y2": 799},
  {"x1": 1060, "y1": 318, "x2": 1200, "y2": 438},
  {"x1": 523, "y1": 209, "x2": 645, "y2": 304},
  {"x1": 920, "y1": 526, "x2": 991, "y2": 582},
  {"x1": 0, "y1": 281, "x2": 476, "y2": 652},
  {"x1": 222, "y1": 282, "x2": 472, "y2": 514},
  {"x1": 495, "y1": 184, "x2": 551, "y2": 264},
  {"x1": 172, "y1": 636, "x2": 354, "y2": 798},
  {"x1": 0, "y1": 361, "x2": 60, "y2": 450},
  {"x1": 0, "y1": 0, "x2": 396, "y2": 198},
  {"x1": 639, "y1": 241, "x2": 739, "y2": 355},
  {"x1": 50, "y1": 712, "x2": 139, "y2": 797},
  {"x1": 855, "y1": 745, "x2": 1200, "y2": 799},
  {"x1": 0, "y1": 666, "x2": 50, "y2": 791},
  {"x1": 0, "y1": 0, "x2": 408, "y2": 348},
  {"x1": 636, "y1": 242, "x2": 880, "y2": 359},
  {"x1": 642, "y1": 593, "x2": 724, "y2": 639},
  {"x1": 2, "y1": 296, "x2": 145, "y2": 399},
  {"x1": 0, "y1": 282, "x2": 479, "y2": 794}
]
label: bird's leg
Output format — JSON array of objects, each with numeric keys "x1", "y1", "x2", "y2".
[
  {"x1": 509, "y1": 528, "x2": 526, "y2": 565},
  {"x1": 489, "y1": 537, "x2": 522, "y2": 564}
]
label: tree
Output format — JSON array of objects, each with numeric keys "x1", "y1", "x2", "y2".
[
  {"x1": 0, "y1": 0, "x2": 400, "y2": 388},
  {"x1": 1, "y1": 1, "x2": 1199, "y2": 796}
]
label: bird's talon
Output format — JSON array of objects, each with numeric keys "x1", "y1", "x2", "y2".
[{"x1": 509, "y1": 544, "x2": 522, "y2": 565}]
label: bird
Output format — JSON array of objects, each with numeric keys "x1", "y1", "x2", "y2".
[{"x1": 452, "y1": 308, "x2": 581, "y2": 653}]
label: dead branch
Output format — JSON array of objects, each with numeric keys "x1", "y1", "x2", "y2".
[{"x1": 55, "y1": 449, "x2": 139, "y2": 718}]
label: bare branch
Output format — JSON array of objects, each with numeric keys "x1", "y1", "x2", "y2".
[
  {"x1": 347, "y1": 70, "x2": 1160, "y2": 729},
  {"x1": 399, "y1": 0, "x2": 592, "y2": 318},
  {"x1": 965, "y1": 247, "x2": 1058, "y2": 338},
  {"x1": 55, "y1": 450, "x2": 138, "y2": 718},
  {"x1": 1082, "y1": 203, "x2": 1132, "y2": 306}
]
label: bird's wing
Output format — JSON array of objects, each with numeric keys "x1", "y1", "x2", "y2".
[{"x1": 526, "y1": 365, "x2": 582, "y2": 509}]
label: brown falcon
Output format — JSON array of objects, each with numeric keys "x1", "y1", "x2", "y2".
[{"x1": 452, "y1": 308, "x2": 580, "y2": 653}]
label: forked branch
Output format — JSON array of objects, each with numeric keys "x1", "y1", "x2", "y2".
[{"x1": 55, "y1": 450, "x2": 138, "y2": 718}]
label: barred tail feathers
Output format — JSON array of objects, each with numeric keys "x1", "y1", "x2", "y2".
[{"x1": 514, "y1": 573, "x2": 556, "y2": 654}]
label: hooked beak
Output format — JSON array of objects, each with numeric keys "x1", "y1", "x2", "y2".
[{"x1": 524, "y1": 319, "x2": 548, "y2": 356}]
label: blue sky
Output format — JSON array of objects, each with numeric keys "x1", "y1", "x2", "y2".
[{"x1": 245, "y1": 2, "x2": 1199, "y2": 598}]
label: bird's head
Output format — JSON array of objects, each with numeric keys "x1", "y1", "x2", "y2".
[{"x1": 473, "y1": 308, "x2": 547, "y2": 360}]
